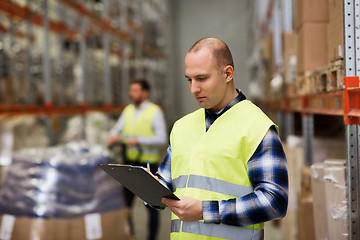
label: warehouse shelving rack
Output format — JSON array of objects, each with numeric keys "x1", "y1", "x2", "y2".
[
  {"x1": 264, "y1": 1, "x2": 360, "y2": 239},
  {"x1": 0, "y1": 0, "x2": 169, "y2": 145},
  {"x1": 0, "y1": 0, "x2": 167, "y2": 117}
]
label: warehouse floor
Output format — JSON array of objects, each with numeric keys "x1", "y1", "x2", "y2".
[{"x1": 132, "y1": 197, "x2": 172, "y2": 240}]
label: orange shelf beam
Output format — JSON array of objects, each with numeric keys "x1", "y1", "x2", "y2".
[
  {"x1": 344, "y1": 76, "x2": 360, "y2": 125},
  {"x1": 0, "y1": 0, "x2": 76, "y2": 36},
  {"x1": 0, "y1": 104, "x2": 125, "y2": 117},
  {"x1": 266, "y1": 76, "x2": 360, "y2": 125},
  {"x1": 59, "y1": 0, "x2": 129, "y2": 40}
]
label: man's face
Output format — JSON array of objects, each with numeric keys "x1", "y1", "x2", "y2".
[
  {"x1": 129, "y1": 83, "x2": 147, "y2": 105},
  {"x1": 185, "y1": 48, "x2": 228, "y2": 112}
]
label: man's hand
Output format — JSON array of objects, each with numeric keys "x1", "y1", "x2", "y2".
[
  {"x1": 126, "y1": 138, "x2": 139, "y2": 147},
  {"x1": 108, "y1": 135, "x2": 121, "y2": 145},
  {"x1": 162, "y1": 196, "x2": 203, "y2": 222}
]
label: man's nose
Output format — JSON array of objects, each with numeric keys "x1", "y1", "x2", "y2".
[{"x1": 190, "y1": 81, "x2": 200, "y2": 94}]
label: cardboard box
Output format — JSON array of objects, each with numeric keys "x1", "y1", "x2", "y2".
[
  {"x1": 262, "y1": 33, "x2": 275, "y2": 99},
  {"x1": 262, "y1": 33, "x2": 273, "y2": 62},
  {"x1": 294, "y1": 0, "x2": 328, "y2": 30},
  {"x1": 298, "y1": 196, "x2": 316, "y2": 240},
  {"x1": 296, "y1": 23, "x2": 328, "y2": 74},
  {"x1": 310, "y1": 162, "x2": 328, "y2": 240},
  {"x1": 300, "y1": 166, "x2": 312, "y2": 197},
  {"x1": 299, "y1": 167, "x2": 315, "y2": 240},
  {"x1": 283, "y1": 33, "x2": 295, "y2": 55},
  {"x1": 283, "y1": 33, "x2": 297, "y2": 84},
  {"x1": 328, "y1": 0, "x2": 344, "y2": 62},
  {"x1": 280, "y1": 209, "x2": 298, "y2": 240},
  {"x1": 0, "y1": 78, "x2": 10, "y2": 104},
  {"x1": 324, "y1": 160, "x2": 348, "y2": 240},
  {"x1": 0, "y1": 208, "x2": 130, "y2": 240}
]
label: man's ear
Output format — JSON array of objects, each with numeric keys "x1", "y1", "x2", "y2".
[
  {"x1": 224, "y1": 65, "x2": 234, "y2": 83},
  {"x1": 143, "y1": 90, "x2": 150, "y2": 99}
]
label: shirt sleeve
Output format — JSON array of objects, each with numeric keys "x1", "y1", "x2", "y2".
[
  {"x1": 109, "y1": 114, "x2": 125, "y2": 136},
  {"x1": 202, "y1": 126, "x2": 288, "y2": 227},
  {"x1": 137, "y1": 109, "x2": 168, "y2": 146},
  {"x1": 143, "y1": 143, "x2": 172, "y2": 210},
  {"x1": 155, "y1": 143, "x2": 173, "y2": 191}
]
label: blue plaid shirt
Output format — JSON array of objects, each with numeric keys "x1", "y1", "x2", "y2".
[{"x1": 156, "y1": 90, "x2": 288, "y2": 227}]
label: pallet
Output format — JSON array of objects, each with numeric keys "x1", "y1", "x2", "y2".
[
  {"x1": 288, "y1": 61, "x2": 344, "y2": 98},
  {"x1": 296, "y1": 72, "x2": 311, "y2": 95},
  {"x1": 313, "y1": 66, "x2": 328, "y2": 93},
  {"x1": 286, "y1": 82, "x2": 297, "y2": 97},
  {"x1": 309, "y1": 70, "x2": 318, "y2": 94},
  {"x1": 327, "y1": 59, "x2": 344, "y2": 91}
]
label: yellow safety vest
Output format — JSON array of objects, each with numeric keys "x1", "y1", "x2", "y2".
[
  {"x1": 170, "y1": 100, "x2": 277, "y2": 240},
  {"x1": 122, "y1": 102, "x2": 161, "y2": 164}
]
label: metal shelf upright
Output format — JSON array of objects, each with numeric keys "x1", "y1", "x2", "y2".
[{"x1": 344, "y1": 0, "x2": 360, "y2": 239}]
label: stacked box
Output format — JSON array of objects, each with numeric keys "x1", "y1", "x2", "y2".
[
  {"x1": 298, "y1": 197, "x2": 315, "y2": 240},
  {"x1": 298, "y1": 167, "x2": 315, "y2": 240},
  {"x1": 0, "y1": 208, "x2": 130, "y2": 240},
  {"x1": 328, "y1": 0, "x2": 344, "y2": 62},
  {"x1": 282, "y1": 33, "x2": 297, "y2": 84},
  {"x1": 296, "y1": 23, "x2": 328, "y2": 74},
  {"x1": 281, "y1": 136, "x2": 346, "y2": 240},
  {"x1": 280, "y1": 143, "x2": 301, "y2": 240},
  {"x1": 294, "y1": 0, "x2": 329, "y2": 74},
  {"x1": 294, "y1": 0, "x2": 329, "y2": 30},
  {"x1": 262, "y1": 33, "x2": 275, "y2": 99}
]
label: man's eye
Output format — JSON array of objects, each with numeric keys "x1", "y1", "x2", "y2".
[
  {"x1": 198, "y1": 77, "x2": 206, "y2": 81},
  {"x1": 187, "y1": 78, "x2": 192, "y2": 82}
]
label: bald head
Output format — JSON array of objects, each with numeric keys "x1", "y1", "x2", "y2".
[{"x1": 188, "y1": 38, "x2": 234, "y2": 72}]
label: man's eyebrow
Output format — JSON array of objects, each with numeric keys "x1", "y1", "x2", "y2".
[{"x1": 185, "y1": 74, "x2": 208, "y2": 79}]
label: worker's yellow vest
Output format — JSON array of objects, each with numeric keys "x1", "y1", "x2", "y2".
[
  {"x1": 122, "y1": 102, "x2": 160, "y2": 164},
  {"x1": 170, "y1": 100, "x2": 277, "y2": 240}
]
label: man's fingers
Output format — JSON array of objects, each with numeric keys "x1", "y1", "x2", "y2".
[
  {"x1": 162, "y1": 197, "x2": 171, "y2": 206},
  {"x1": 162, "y1": 197, "x2": 177, "y2": 207}
]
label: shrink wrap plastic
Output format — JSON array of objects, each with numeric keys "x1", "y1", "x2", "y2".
[
  {"x1": 310, "y1": 162, "x2": 328, "y2": 240},
  {"x1": 323, "y1": 160, "x2": 348, "y2": 240},
  {"x1": 0, "y1": 141, "x2": 124, "y2": 218}
]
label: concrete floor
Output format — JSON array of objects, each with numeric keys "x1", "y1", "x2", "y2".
[{"x1": 131, "y1": 197, "x2": 172, "y2": 240}]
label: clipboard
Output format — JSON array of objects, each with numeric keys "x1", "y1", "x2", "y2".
[{"x1": 99, "y1": 163, "x2": 179, "y2": 208}]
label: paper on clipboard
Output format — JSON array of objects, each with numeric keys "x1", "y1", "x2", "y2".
[{"x1": 99, "y1": 163, "x2": 179, "y2": 208}]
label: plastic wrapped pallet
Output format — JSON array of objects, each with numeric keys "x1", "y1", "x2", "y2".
[
  {"x1": 0, "y1": 124, "x2": 13, "y2": 192},
  {"x1": 310, "y1": 162, "x2": 328, "y2": 240},
  {"x1": 323, "y1": 160, "x2": 348, "y2": 240},
  {"x1": 0, "y1": 141, "x2": 129, "y2": 240}
]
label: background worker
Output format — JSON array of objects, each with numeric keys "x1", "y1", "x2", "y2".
[
  {"x1": 108, "y1": 79, "x2": 167, "y2": 240},
  {"x1": 156, "y1": 38, "x2": 288, "y2": 240}
]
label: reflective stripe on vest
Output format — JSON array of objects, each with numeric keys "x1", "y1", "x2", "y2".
[
  {"x1": 171, "y1": 219, "x2": 264, "y2": 240},
  {"x1": 172, "y1": 175, "x2": 253, "y2": 198},
  {"x1": 170, "y1": 100, "x2": 276, "y2": 239},
  {"x1": 122, "y1": 102, "x2": 160, "y2": 163}
]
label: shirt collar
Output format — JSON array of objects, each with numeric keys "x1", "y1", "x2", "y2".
[
  {"x1": 135, "y1": 100, "x2": 149, "y2": 110},
  {"x1": 205, "y1": 89, "x2": 246, "y2": 117}
]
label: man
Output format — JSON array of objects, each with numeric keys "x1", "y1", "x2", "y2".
[
  {"x1": 156, "y1": 38, "x2": 288, "y2": 240},
  {"x1": 108, "y1": 79, "x2": 167, "y2": 240}
]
